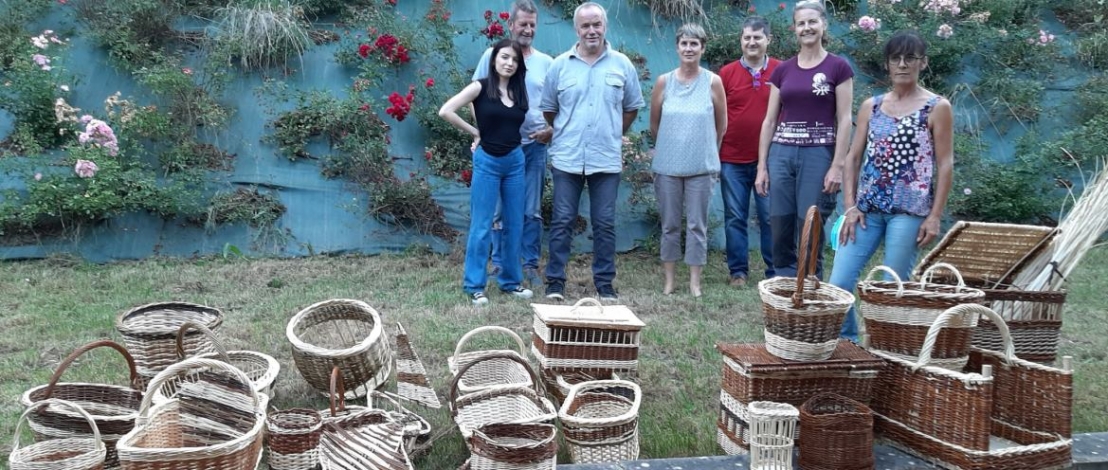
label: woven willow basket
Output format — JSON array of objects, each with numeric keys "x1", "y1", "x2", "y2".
[
  {"x1": 20, "y1": 341, "x2": 142, "y2": 470},
  {"x1": 466, "y1": 423, "x2": 558, "y2": 470},
  {"x1": 148, "y1": 321, "x2": 279, "y2": 405},
  {"x1": 759, "y1": 207, "x2": 854, "y2": 361},
  {"x1": 450, "y1": 352, "x2": 557, "y2": 445},
  {"x1": 559, "y1": 380, "x2": 641, "y2": 464},
  {"x1": 10, "y1": 399, "x2": 107, "y2": 470},
  {"x1": 448, "y1": 326, "x2": 533, "y2": 395},
  {"x1": 266, "y1": 408, "x2": 323, "y2": 470},
  {"x1": 287, "y1": 299, "x2": 393, "y2": 400},
  {"x1": 115, "y1": 302, "x2": 224, "y2": 385},
  {"x1": 318, "y1": 368, "x2": 412, "y2": 470}
]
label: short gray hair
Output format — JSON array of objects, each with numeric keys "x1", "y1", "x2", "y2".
[
  {"x1": 573, "y1": 2, "x2": 608, "y2": 25},
  {"x1": 675, "y1": 23, "x2": 707, "y2": 45},
  {"x1": 509, "y1": 0, "x2": 538, "y2": 21},
  {"x1": 743, "y1": 16, "x2": 771, "y2": 36}
]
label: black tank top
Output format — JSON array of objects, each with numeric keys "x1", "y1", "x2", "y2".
[{"x1": 473, "y1": 78, "x2": 526, "y2": 156}]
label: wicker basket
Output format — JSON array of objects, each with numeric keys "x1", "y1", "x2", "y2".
[
  {"x1": 450, "y1": 352, "x2": 557, "y2": 444},
  {"x1": 759, "y1": 207, "x2": 855, "y2": 361},
  {"x1": 370, "y1": 391, "x2": 432, "y2": 457},
  {"x1": 287, "y1": 299, "x2": 393, "y2": 400},
  {"x1": 972, "y1": 286, "x2": 1066, "y2": 364},
  {"x1": 449, "y1": 326, "x2": 534, "y2": 395},
  {"x1": 531, "y1": 298, "x2": 644, "y2": 373},
  {"x1": 116, "y1": 358, "x2": 265, "y2": 470},
  {"x1": 559, "y1": 380, "x2": 641, "y2": 464},
  {"x1": 466, "y1": 423, "x2": 558, "y2": 470},
  {"x1": 266, "y1": 408, "x2": 322, "y2": 470},
  {"x1": 115, "y1": 302, "x2": 224, "y2": 385},
  {"x1": 542, "y1": 369, "x2": 630, "y2": 405},
  {"x1": 394, "y1": 322, "x2": 440, "y2": 408},
  {"x1": 798, "y1": 393, "x2": 874, "y2": 470},
  {"x1": 169, "y1": 321, "x2": 279, "y2": 399},
  {"x1": 318, "y1": 368, "x2": 412, "y2": 470},
  {"x1": 10, "y1": 399, "x2": 107, "y2": 470},
  {"x1": 748, "y1": 402, "x2": 798, "y2": 470},
  {"x1": 859, "y1": 264, "x2": 985, "y2": 369},
  {"x1": 869, "y1": 304, "x2": 1073, "y2": 470},
  {"x1": 20, "y1": 340, "x2": 143, "y2": 470}
]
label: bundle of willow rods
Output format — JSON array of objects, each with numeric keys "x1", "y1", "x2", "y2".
[{"x1": 1010, "y1": 158, "x2": 1108, "y2": 319}]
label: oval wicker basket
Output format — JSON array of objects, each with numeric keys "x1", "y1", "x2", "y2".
[
  {"x1": 467, "y1": 423, "x2": 558, "y2": 470},
  {"x1": 759, "y1": 207, "x2": 855, "y2": 361},
  {"x1": 10, "y1": 399, "x2": 107, "y2": 470},
  {"x1": 450, "y1": 352, "x2": 557, "y2": 444},
  {"x1": 20, "y1": 340, "x2": 142, "y2": 470},
  {"x1": 448, "y1": 326, "x2": 533, "y2": 395},
  {"x1": 559, "y1": 380, "x2": 641, "y2": 464},
  {"x1": 115, "y1": 302, "x2": 224, "y2": 384},
  {"x1": 146, "y1": 321, "x2": 280, "y2": 405},
  {"x1": 286, "y1": 299, "x2": 392, "y2": 400}
]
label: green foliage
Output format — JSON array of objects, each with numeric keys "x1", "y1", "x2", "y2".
[
  {"x1": 205, "y1": 186, "x2": 286, "y2": 229},
  {"x1": 947, "y1": 134, "x2": 1055, "y2": 224},
  {"x1": 703, "y1": 4, "x2": 793, "y2": 71},
  {"x1": 1028, "y1": 116, "x2": 1108, "y2": 168},
  {"x1": 71, "y1": 0, "x2": 181, "y2": 66},
  {"x1": 213, "y1": 0, "x2": 313, "y2": 71},
  {"x1": 1077, "y1": 30, "x2": 1108, "y2": 69},
  {"x1": 975, "y1": 70, "x2": 1044, "y2": 121},
  {"x1": 1052, "y1": 0, "x2": 1108, "y2": 32},
  {"x1": 0, "y1": 33, "x2": 72, "y2": 151},
  {"x1": 268, "y1": 91, "x2": 387, "y2": 162},
  {"x1": 369, "y1": 175, "x2": 457, "y2": 240},
  {"x1": 132, "y1": 55, "x2": 230, "y2": 130},
  {"x1": 1076, "y1": 75, "x2": 1108, "y2": 123}
]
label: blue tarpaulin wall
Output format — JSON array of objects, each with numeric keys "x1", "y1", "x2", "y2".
[{"x1": 0, "y1": 0, "x2": 1088, "y2": 261}]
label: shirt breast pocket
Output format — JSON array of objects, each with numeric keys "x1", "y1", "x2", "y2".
[
  {"x1": 604, "y1": 73, "x2": 625, "y2": 106},
  {"x1": 557, "y1": 77, "x2": 578, "y2": 98}
]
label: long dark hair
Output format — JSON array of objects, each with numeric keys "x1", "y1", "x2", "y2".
[{"x1": 485, "y1": 38, "x2": 528, "y2": 110}]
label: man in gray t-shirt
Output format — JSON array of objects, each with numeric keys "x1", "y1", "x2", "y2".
[
  {"x1": 472, "y1": 0, "x2": 554, "y2": 289},
  {"x1": 539, "y1": 2, "x2": 644, "y2": 302}
]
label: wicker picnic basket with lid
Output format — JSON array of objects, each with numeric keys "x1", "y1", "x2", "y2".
[
  {"x1": 531, "y1": 298, "x2": 644, "y2": 373},
  {"x1": 449, "y1": 326, "x2": 534, "y2": 395},
  {"x1": 449, "y1": 352, "x2": 557, "y2": 445},
  {"x1": 318, "y1": 368, "x2": 413, "y2": 470},
  {"x1": 148, "y1": 321, "x2": 279, "y2": 405},
  {"x1": 266, "y1": 408, "x2": 322, "y2": 470},
  {"x1": 10, "y1": 399, "x2": 107, "y2": 470},
  {"x1": 858, "y1": 263, "x2": 986, "y2": 369},
  {"x1": 759, "y1": 206, "x2": 855, "y2": 361},
  {"x1": 287, "y1": 298, "x2": 393, "y2": 400},
  {"x1": 715, "y1": 341, "x2": 882, "y2": 454},
  {"x1": 20, "y1": 340, "x2": 143, "y2": 470},
  {"x1": 798, "y1": 393, "x2": 875, "y2": 470},
  {"x1": 869, "y1": 304, "x2": 1073, "y2": 470},
  {"x1": 115, "y1": 302, "x2": 224, "y2": 385},
  {"x1": 115, "y1": 357, "x2": 265, "y2": 470},
  {"x1": 559, "y1": 379, "x2": 641, "y2": 464},
  {"x1": 464, "y1": 422, "x2": 558, "y2": 470},
  {"x1": 913, "y1": 221, "x2": 1067, "y2": 364}
]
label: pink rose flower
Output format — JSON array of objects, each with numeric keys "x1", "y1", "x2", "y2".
[
  {"x1": 74, "y1": 159, "x2": 98, "y2": 178},
  {"x1": 857, "y1": 16, "x2": 880, "y2": 32}
]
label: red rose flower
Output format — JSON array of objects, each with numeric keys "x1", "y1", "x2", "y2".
[
  {"x1": 499, "y1": 11, "x2": 510, "y2": 20},
  {"x1": 386, "y1": 0, "x2": 395, "y2": 4},
  {"x1": 358, "y1": 43, "x2": 370, "y2": 58},
  {"x1": 460, "y1": 169, "x2": 473, "y2": 186},
  {"x1": 778, "y1": 2, "x2": 785, "y2": 10},
  {"x1": 425, "y1": 77, "x2": 434, "y2": 88},
  {"x1": 359, "y1": 103, "x2": 370, "y2": 111},
  {"x1": 424, "y1": 150, "x2": 432, "y2": 160},
  {"x1": 484, "y1": 10, "x2": 493, "y2": 21}
]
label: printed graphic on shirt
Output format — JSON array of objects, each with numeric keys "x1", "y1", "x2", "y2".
[
  {"x1": 812, "y1": 73, "x2": 830, "y2": 96},
  {"x1": 774, "y1": 121, "x2": 835, "y2": 145}
]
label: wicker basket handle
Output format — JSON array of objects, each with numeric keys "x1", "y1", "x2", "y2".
[
  {"x1": 448, "y1": 351, "x2": 541, "y2": 417},
  {"x1": 175, "y1": 320, "x2": 232, "y2": 362},
  {"x1": 920, "y1": 262, "x2": 968, "y2": 290},
  {"x1": 792, "y1": 206, "x2": 823, "y2": 308},
  {"x1": 914, "y1": 304, "x2": 1013, "y2": 371},
  {"x1": 14, "y1": 399, "x2": 104, "y2": 454},
  {"x1": 329, "y1": 366, "x2": 348, "y2": 416},
  {"x1": 42, "y1": 340, "x2": 141, "y2": 400},
  {"x1": 453, "y1": 326, "x2": 527, "y2": 362},
  {"x1": 136, "y1": 357, "x2": 259, "y2": 421},
  {"x1": 860, "y1": 265, "x2": 905, "y2": 296},
  {"x1": 570, "y1": 298, "x2": 605, "y2": 313},
  {"x1": 558, "y1": 379, "x2": 641, "y2": 425}
]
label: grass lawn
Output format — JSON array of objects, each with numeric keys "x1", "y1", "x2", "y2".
[{"x1": 1, "y1": 246, "x2": 1105, "y2": 469}]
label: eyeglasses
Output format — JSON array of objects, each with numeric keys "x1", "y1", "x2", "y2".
[{"x1": 888, "y1": 55, "x2": 924, "y2": 65}]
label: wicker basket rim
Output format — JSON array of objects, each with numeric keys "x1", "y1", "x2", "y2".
[
  {"x1": 19, "y1": 383, "x2": 141, "y2": 421},
  {"x1": 285, "y1": 298, "x2": 384, "y2": 356},
  {"x1": 115, "y1": 302, "x2": 224, "y2": 334},
  {"x1": 14, "y1": 399, "x2": 105, "y2": 454}
]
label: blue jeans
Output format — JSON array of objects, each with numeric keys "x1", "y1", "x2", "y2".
[
  {"x1": 491, "y1": 142, "x2": 547, "y2": 271},
  {"x1": 767, "y1": 144, "x2": 837, "y2": 279},
  {"x1": 829, "y1": 211, "x2": 925, "y2": 341},
  {"x1": 545, "y1": 168, "x2": 620, "y2": 288},
  {"x1": 463, "y1": 146, "x2": 526, "y2": 293},
  {"x1": 720, "y1": 162, "x2": 774, "y2": 279}
]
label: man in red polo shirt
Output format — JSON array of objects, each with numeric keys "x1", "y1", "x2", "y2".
[{"x1": 719, "y1": 16, "x2": 779, "y2": 287}]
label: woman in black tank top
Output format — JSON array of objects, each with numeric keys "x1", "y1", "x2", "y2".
[{"x1": 439, "y1": 39, "x2": 534, "y2": 305}]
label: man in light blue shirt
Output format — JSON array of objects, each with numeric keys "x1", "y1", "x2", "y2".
[
  {"x1": 472, "y1": 0, "x2": 554, "y2": 289},
  {"x1": 540, "y1": 2, "x2": 644, "y2": 302}
]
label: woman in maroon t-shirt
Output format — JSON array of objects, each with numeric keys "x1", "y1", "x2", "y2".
[{"x1": 754, "y1": 0, "x2": 854, "y2": 279}]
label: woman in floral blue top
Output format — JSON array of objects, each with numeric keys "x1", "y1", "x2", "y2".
[{"x1": 829, "y1": 31, "x2": 954, "y2": 340}]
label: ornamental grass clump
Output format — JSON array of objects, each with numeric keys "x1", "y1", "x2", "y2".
[{"x1": 214, "y1": 0, "x2": 312, "y2": 70}]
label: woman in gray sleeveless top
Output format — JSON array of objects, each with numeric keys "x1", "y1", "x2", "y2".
[{"x1": 649, "y1": 23, "x2": 727, "y2": 297}]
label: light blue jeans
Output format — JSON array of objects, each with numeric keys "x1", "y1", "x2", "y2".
[
  {"x1": 720, "y1": 162, "x2": 774, "y2": 279},
  {"x1": 491, "y1": 141, "x2": 548, "y2": 271},
  {"x1": 463, "y1": 146, "x2": 526, "y2": 294},
  {"x1": 828, "y1": 211, "x2": 925, "y2": 341}
]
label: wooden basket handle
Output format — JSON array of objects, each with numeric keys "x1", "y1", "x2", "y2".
[
  {"x1": 42, "y1": 340, "x2": 141, "y2": 400},
  {"x1": 793, "y1": 205, "x2": 823, "y2": 308},
  {"x1": 559, "y1": 379, "x2": 641, "y2": 425},
  {"x1": 329, "y1": 366, "x2": 347, "y2": 416},
  {"x1": 175, "y1": 320, "x2": 231, "y2": 362},
  {"x1": 137, "y1": 357, "x2": 258, "y2": 421},
  {"x1": 15, "y1": 399, "x2": 104, "y2": 454},
  {"x1": 448, "y1": 351, "x2": 541, "y2": 417},
  {"x1": 453, "y1": 326, "x2": 526, "y2": 361},
  {"x1": 914, "y1": 304, "x2": 1013, "y2": 370},
  {"x1": 860, "y1": 265, "x2": 905, "y2": 297},
  {"x1": 920, "y1": 262, "x2": 968, "y2": 290},
  {"x1": 570, "y1": 298, "x2": 605, "y2": 314}
]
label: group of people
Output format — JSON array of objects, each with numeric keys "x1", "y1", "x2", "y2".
[{"x1": 439, "y1": 0, "x2": 953, "y2": 341}]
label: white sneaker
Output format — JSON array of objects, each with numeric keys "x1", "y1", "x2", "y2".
[
  {"x1": 504, "y1": 286, "x2": 533, "y2": 299},
  {"x1": 470, "y1": 292, "x2": 489, "y2": 305}
]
